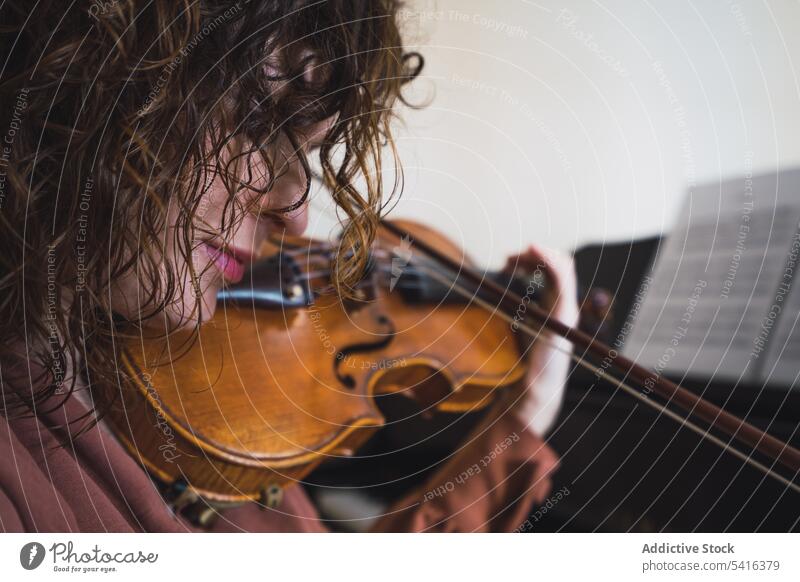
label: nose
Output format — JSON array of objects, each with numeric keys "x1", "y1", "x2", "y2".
[
  {"x1": 249, "y1": 117, "x2": 334, "y2": 237},
  {"x1": 263, "y1": 155, "x2": 310, "y2": 237}
]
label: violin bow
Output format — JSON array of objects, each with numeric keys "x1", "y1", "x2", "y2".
[{"x1": 379, "y1": 220, "x2": 800, "y2": 494}]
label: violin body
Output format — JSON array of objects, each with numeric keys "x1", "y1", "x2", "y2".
[{"x1": 109, "y1": 221, "x2": 527, "y2": 504}]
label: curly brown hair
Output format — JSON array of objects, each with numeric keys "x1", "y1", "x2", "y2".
[{"x1": 0, "y1": 0, "x2": 421, "y2": 422}]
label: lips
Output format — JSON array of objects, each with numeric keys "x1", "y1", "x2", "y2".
[{"x1": 202, "y1": 242, "x2": 247, "y2": 284}]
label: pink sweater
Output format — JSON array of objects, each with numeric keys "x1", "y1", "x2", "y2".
[{"x1": 0, "y1": 389, "x2": 558, "y2": 533}]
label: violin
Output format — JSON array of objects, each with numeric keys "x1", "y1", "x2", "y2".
[
  {"x1": 108, "y1": 220, "x2": 533, "y2": 509},
  {"x1": 106, "y1": 220, "x2": 800, "y2": 517}
]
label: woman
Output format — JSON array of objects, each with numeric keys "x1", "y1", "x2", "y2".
[{"x1": 0, "y1": 0, "x2": 578, "y2": 532}]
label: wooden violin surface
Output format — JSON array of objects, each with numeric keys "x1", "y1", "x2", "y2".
[{"x1": 108, "y1": 221, "x2": 526, "y2": 502}]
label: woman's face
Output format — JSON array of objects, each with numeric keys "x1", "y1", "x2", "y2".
[{"x1": 112, "y1": 118, "x2": 332, "y2": 331}]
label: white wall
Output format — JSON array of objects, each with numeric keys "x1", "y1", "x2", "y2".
[{"x1": 308, "y1": 0, "x2": 800, "y2": 268}]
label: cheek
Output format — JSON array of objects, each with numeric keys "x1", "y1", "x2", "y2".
[
  {"x1": 110, "y1": 229, "x2": 222, "y2": 330},
  {"x1": 169, "y1": 241, "x2": 221, "y2": 327},
  {"x1": 183, "y1": 259, "x2": 221, "y2": 324},
  {"x1": 159, "y1": 194, "x2": 224, "y2": 328},
  {"x1": 111, "y1": 180, "x2": 232, "y2": 329}
]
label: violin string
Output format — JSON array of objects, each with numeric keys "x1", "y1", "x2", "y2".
[
  {"x1": 297, "y1": 269, "x2": 335, "y2": 280},
  {"x1": 405, "y1": 255, "x2": 800, "y2": 494},
  {"x1": 291, "y1": 249, "x2": 398, "y2": 283},
  {"x1": 282, "y1": 244, "x2": 334, "y2": 256},
  {"x1": 294, "y1": 259, "x2": 415, "y2": 283},
  {"x1": 294, "y1": 254, "x2": 455, "y2": 284}
]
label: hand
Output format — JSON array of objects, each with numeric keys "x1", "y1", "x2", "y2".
[{"x1": 503, "y1": 244, "x2": 579, "y2": 436}]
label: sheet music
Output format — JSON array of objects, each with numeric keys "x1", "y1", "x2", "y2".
[
  {"x1": 623, "y1": 169, "x2": 800, "y2": 388},
  {"x1": 758, "y1": 226, "x2": 800, "y2": 386}
]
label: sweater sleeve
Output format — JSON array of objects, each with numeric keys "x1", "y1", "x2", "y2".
[{"x1": 371, "y1": 404, "x2": 559, "y2": 533}]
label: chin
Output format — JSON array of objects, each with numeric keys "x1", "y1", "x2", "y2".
[
  {"x1": 193, "y1": 288, "x2": 220, "y2": 325},
  {"x1": 199, "y1": 300, "x2": 218, "y2": 323},
  {"x1": 162, "y1": 287, "x2": 219, "y2": 332}
]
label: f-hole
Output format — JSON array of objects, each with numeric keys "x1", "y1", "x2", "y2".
[{"x1": 334, "y1": 314, "x2": 396, "y2": 389}]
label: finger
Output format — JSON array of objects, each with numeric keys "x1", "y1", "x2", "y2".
[
  {"x1": 527, "y1": 245, "x2": 577, "y2": 288},
  {"x1": 505, "y1": 246, "x2": 548, "y2": 275},
  {"x1": 508, "y1": 246, "x2": 558, "y2": 289}
]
